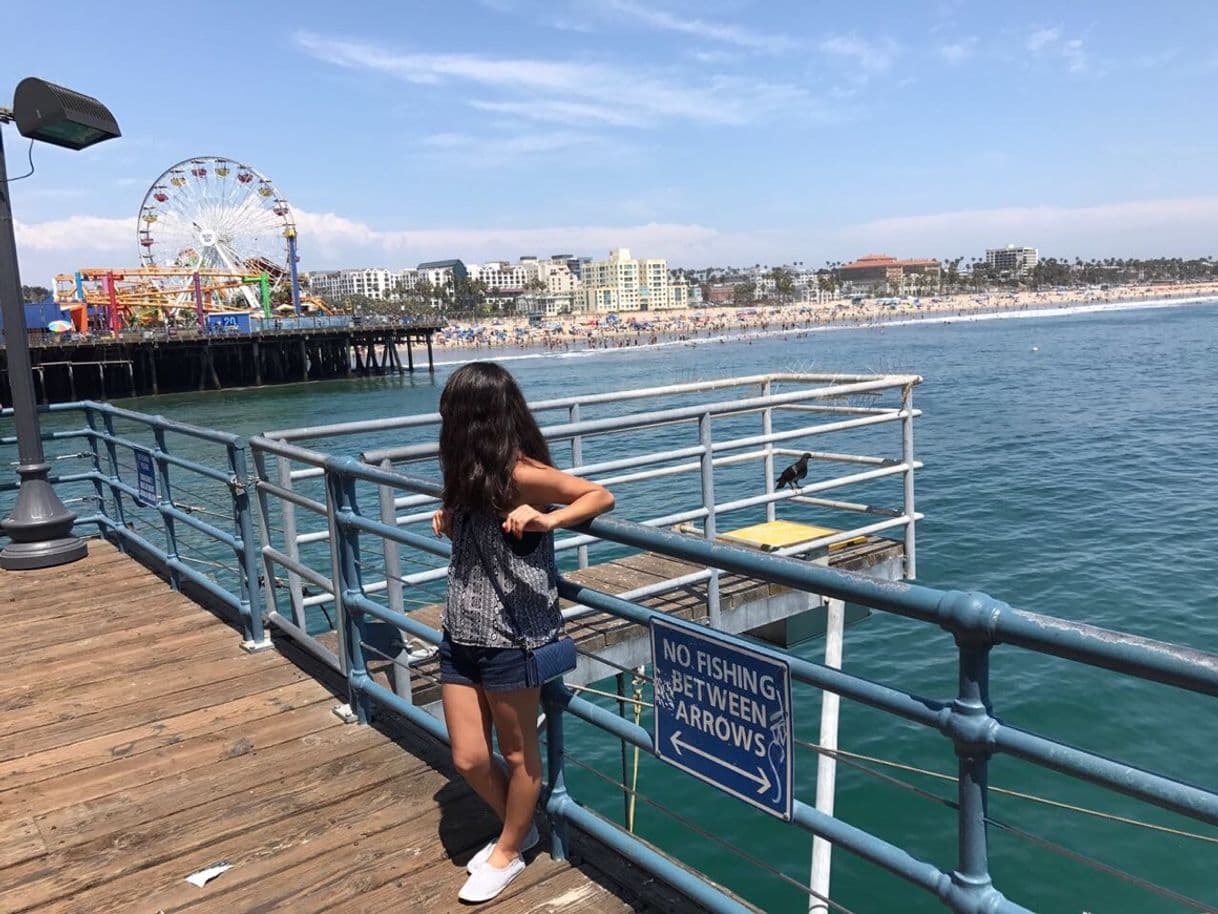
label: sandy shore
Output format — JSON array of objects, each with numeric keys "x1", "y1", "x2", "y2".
[{"x1": 428, "y1": 283, "x2": 1218, "y2": 355}]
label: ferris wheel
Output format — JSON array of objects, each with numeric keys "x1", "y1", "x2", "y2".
[{"x1": 137, "y1": 156, "x2": 296, "y2": 312}]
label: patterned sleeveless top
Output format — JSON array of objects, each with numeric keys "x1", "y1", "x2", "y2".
[{"x1": 444, "y1": 509, "x2": 561, "y2": 649}]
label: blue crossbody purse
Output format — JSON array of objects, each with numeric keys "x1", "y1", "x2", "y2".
[{"x1": 468, "y1": 521, "x2": 576, "y2": 688}]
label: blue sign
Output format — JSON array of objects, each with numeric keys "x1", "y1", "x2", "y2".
[
  {"x1": 205, "y1": 312, "x2": 252, "y2": 333},
  {"x1": 134, "y1": 451, "x2": 157, "y2": 507},
  {"x1": 651, "y1": 615, "x2": 793, "y2": 820}
]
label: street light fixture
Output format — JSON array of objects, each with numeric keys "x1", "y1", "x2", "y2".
[{"x1": 0, "y1": 78, "x2": 120, "y2": 570}]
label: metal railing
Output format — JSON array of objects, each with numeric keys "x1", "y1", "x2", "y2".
[
  {"x1": 5, "y1": 383, "x2": 1218, "y2": 913},
  {"x1": 241, "y1": 439, "x2": 1218, "y2": 914},
  {"x1": 0, "y1": 400, "x2": 268, "y2": 650},
  {"x1": 258, "y1": 372, "x2": 923, "y2": 638}
]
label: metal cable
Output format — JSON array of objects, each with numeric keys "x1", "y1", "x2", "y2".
[
  {"x1": 564, "y1": 751, "x2": 855, "y2": 914},
  {"x1": 793, "y1": 738, "x2": 1218, "y2": 846},
  {"x1": 569, "y1": 683, "x2": 652, "y2": 708},
  {"x1": 357, "y1": 638, "x2": 441, "y2": 685},
  {"x1": 796, "y1": 742, "x2": 1218, "y2": 913},
  {"x1": 574, "y1": 647, "x2": 657, "y2": 683}
]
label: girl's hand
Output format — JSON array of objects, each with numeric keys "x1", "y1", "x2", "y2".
[
  {"x1": 432, "y1": 508, "x2": 450, "y2": 538},
  {"x1": 502, "y1": 504, "x2": 555, "y2": 539}
]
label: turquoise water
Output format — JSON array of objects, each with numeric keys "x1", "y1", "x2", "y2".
[{"x1": 22, "y1": 301, "x2": 1218, "y2": 912}]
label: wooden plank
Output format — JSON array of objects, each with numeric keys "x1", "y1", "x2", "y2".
[
  {"x1": 0, "y1": 678, "x2": 328, "y2": 793},
  {"x1": 1, "y1": 563, "x2": 168, "y2": 611},
  {"x1": 168, "y1": 779, "x2": 497, "y2": 914},
  {"x1": 0, "y1": 588, "x2": 210, "y2": 655},
  {"x1": 0, "y1": 741, "x2": 408, "y2": 912},
  {"x1": 39, "y1": 763, "x2": 479, "y2": 914},
  {"x1": 0, "y1": 661, "x2": 310, "y2": 762},
  {"x1": 5, "y1": 609, "x2": 227, "y2": 673},
  {"x1": 480, "y1": 866, "x2": 633, "y2": 913},
  {"x1": 610, "y1": 552, "x2": 700, "y2": 581},
  {"x1": 32, "y1": 711, "x2": 387, "y2": 854},
  {"x1": 3, "y1": 696, "x2": 339, "y2": 821},
  {"x1": 315, "y1": 846, "x2": 573, "y2": 914},
  {"x1": 0, "y1": 626, "x2": 231, "y2": 705},
  {"x1": 0, "y1": 649, "x2": 287, "y2": 738},
  {"x1": 0, "y1": 817, "x2": 45, "y2": 870},
  {"x1": 0, "y1": 575, "x2": 175, "y2": 633}
]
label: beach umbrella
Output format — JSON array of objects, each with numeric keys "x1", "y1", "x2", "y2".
[{"x1": 47, "y1": 320, "x2": 73, "y2": 333}]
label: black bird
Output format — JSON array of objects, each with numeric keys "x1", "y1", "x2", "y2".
[{"x1": 776, "y1": 453, "x2": 812, "y2": 490}]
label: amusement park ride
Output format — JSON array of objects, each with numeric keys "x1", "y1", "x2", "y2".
[{"x1": 53, "y1": 156, "x2": 327, "y2": 332}]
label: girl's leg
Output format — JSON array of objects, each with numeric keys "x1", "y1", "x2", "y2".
[
  {"x1": 441, "y1": 682, "x2": 508, "y2": 821},
  {"x1": 485, "y1": 685, "x2": 542, "y2": 868}
]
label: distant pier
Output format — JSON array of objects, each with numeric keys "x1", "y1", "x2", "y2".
[{"x1": 0, "y1": 316, "x2": 442, "y2": 404}]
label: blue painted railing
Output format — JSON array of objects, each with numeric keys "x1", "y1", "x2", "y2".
[{"x1": 3, "y1": 400, "x2": 1217, "y2": 913}]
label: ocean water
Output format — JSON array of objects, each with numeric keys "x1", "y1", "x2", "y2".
[{"x1": 23, "y1": 300, "x2": 1218, "y2": 913}]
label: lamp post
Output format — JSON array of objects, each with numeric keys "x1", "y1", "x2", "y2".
[{"x1": 0, "y1": 77, "x2": 120, "y2": 570}]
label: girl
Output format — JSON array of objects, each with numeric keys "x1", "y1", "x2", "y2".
[{"x1": 431, "y1": 362, "x2": 613, "y2": 903}]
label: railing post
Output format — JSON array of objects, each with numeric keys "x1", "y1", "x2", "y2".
[
  {"x1": 379, "y1": 458, "x2": 411, "y2": 702},
  {"x1": 698, "y1": 412, "x2": 721, "y2": 628},
  {"x1": 901, "y1": 383, "x2": 916, "y2": 580},
  {"x1": 569, "y1": 403, "x2": 588, "y2": 569},
  {"x1": 326, "y1": 460, "x2": 372, "y2": 724},
  {"x1": 762, "y1": 378, "x2": 776, "y2": 523},
  {"x1": 82, "y1": 406, "x2": 108, "y2": 526},
  {"x1": 230, "y1": 440, "x2": 270, "y2": 652},
  {"x1": 97, "y1": 409, "x2": 128, "y2": 537},
  {"x1": 951, "y1": 627, "x2": 995, "y2": 911},
  {"x1": 542, "y1": 680, "x2": 570, "y2": 861},
  {"x1": 277, "y1": 454, "x2": 307, "y2": 629},
  {"x1": 616, "y1": 671, "x2": 630, "y2": 827},
  {"x1": 808, "y1": 589, "x2": 843, "y2": 913},
  {"x1": 250, "y1": 446, "x2": 284, "y2": 624},
  {"x1": 152, "y1": 427, "x2": 181, "y2": 591}
]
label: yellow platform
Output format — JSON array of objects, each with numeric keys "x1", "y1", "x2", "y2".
[{"x1": 718, "y1": 519, "x2": 867, "y2": 552}]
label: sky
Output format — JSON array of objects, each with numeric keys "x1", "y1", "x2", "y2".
[{"x1": 5, "y1": 0, "x2": 1218, "y2": 282}]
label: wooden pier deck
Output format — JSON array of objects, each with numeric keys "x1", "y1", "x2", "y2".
[{"x1": 0, "y1": 540, "x2": 694, "y2": 914}]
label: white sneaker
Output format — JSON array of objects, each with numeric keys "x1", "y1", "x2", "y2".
[
  {"x1": 458, "y1": 855, "x2": 525, "y2": 903},
  {"x1": 467, "y1": 823, "x2": 540, "y2": 873}
]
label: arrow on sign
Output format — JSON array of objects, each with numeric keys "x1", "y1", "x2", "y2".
[{"x1": 669, "y1": 730, "x2": 772, "y2": 795}]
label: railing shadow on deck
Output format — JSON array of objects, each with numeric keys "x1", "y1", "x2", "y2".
[{"x1": 2, "y1": 374, "x2": 1217, "y2": 914}]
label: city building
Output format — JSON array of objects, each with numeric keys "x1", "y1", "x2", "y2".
[
  {"x1": 306, "y1": 268, "x2": 403, "y2": 302},
  {"x1": 838, "y1": 254, "x2": 941, "y2": 294},
  {"x1": 581, "y1": 248, "x2": 681, "y2": 312},
  {"x1": 416, "y1": 259, "x2": 469, "y2": 289},
  {"x1": 985, "y1": 245, "x2": 1039, "y2": 278}
]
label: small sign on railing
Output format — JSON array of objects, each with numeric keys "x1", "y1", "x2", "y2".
[
  {"x1": 651, "y1": 616, "x2": 793, "y2": 820},
  {"x1": 134, "y1": 451, "x2": 157, "y2": 507}
]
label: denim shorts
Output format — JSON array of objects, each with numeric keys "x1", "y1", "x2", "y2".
[{"x1": 438, "y1": 631, "x2": 533, "y2": 692}]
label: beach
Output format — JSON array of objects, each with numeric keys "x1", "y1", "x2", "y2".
[{"x1": 428, "y1": 282, "x2": 1218, "y2": 355}]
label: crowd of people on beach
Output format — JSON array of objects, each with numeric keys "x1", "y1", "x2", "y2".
[{"x1": 429, "y1": 282, "x2": 1218, "y2": 355}]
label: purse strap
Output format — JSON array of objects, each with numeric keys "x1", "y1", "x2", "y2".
[{"x1": 464, "y1": 513, "x2": 530, "y2": 649}]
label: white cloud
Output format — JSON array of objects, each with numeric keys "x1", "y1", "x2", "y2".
[
  {"x1": 820, "y1": 35, "x2": 899, "y2": 74},
  {"x1": 294, "y1": 31, "x2": 817, "y2": 127},
  {"x1": 420, "y1": 130, "x2": 596, "y2": 156},
  {"x1": 468, "y1": 99, "x2": 646, "y2": 127},
  {"x1": 1025, "y1": 27, "x2": 1060, "y2": 52},
  {"x1": 833, "y1": 197, "x2": 1218, "y2": 259},
  {"x1": 939, "y1": 37, "x2": 977, "y2": 64},
  {"x1": 18, "y1": 196, "x2": 1218, "y2": 280},
  {"x1": 589, "y1": 0, "x2": 796, "y2": 52},
  {"x1": 1025, "y1": 26, "x2": 1088, "y2": 73}
]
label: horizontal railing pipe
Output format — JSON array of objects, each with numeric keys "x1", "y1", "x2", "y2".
[
  {"x1": 364, "y1": 378, "x2": 917, "y2": 464},
  {"x1": 992, "y1": 723, "x2": 1218, "y2": 826}
]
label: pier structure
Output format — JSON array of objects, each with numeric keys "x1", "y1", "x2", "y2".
[
  {"x1": 0, "y1": 315, "x2": 441, "y2": 405},
  {"x1": 4, "y1": 374, "x2": 1218, "y2": 913}
]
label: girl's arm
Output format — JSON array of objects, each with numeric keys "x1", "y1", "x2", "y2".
[{"x1": 502, "y1": 459, "x2": 614, "y2": 538}]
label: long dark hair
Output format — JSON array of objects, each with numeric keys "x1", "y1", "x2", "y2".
[{"x1": 439, "y1": 362, "x2": 552, "y2": 513}]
